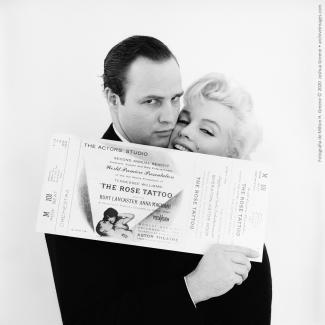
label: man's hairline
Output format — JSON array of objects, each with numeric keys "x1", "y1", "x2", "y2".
[{"x1": 121, "y1": 55, "x2": 180, "y2": 102}]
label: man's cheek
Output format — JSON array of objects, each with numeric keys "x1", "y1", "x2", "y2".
[{"x1": 171, "y1": 127, "x2": 179, "y2": 139}]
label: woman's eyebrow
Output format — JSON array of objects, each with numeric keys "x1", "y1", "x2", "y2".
[
  {"x1": 202, "y1": 119, "x2": 221, "y2": 131},
  {"x1": 174, "y1": 91, "x2": 184, "y2": 98}
]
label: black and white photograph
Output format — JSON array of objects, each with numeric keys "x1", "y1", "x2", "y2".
[{"x1": 1, "y1": 1, "x2": 324, "y2": 324}]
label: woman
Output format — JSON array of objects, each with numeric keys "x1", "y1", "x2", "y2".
[
  {"x1": 96, "y1": 207, "x2": 135, "y2": 238},
  {"x1": 169, "y1": 72, "x2": 272, "y2": 323},
  {"x1": 169, "y1": 72, "x2": 261, "y2": 159}
]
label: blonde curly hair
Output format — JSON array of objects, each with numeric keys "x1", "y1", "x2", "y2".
[{"x1": 184, "y1": 73, "x2": 262, "y2": 159}]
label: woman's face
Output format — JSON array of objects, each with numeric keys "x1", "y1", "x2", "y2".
[
  {"x1": 168, "y1": 99, "x2": 236, "y2": 156},
  {"x1": 108, "y1": 216, "x2": 116, "y2": 224}
]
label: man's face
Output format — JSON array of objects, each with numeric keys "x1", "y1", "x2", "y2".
[{"x1": 114, "y1": 57, "x2": 183, "y2": 147}]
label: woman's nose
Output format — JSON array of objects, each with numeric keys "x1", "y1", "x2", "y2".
[{"x1": 178, "y1": 124, "x2": 193, "y2": 139}]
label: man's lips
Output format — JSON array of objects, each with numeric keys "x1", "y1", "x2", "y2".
[{"x1": 155, "y1": 129, "x2": 173, "y2": 136}]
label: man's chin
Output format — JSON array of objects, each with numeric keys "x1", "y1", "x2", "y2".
[{"x1": 147, "y1": 137, "x2": 170, "y2": 148}]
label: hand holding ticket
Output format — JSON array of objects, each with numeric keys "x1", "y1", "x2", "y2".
[
  {"x1": 185, "y1": 244, "x2": 259, "y2": 303},
  {"x1": 37, "y1": 134, "x2": 271, "y2": 262}
]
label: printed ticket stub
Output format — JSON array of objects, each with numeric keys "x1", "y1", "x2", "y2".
[{"x1": 37, "y1": 134, "x2": 271, "y2": 262}]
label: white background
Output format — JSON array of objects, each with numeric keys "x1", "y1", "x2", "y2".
[{"x1": 1, "y1": 0, "x2": 324, "y2": 324}]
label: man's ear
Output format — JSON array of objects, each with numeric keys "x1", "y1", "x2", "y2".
[{"x1": 104, "y1": 87, "x2": 122, "y2": 109}]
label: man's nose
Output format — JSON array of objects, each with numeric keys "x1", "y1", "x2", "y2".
[{"x1": 158, "y1": 102, "x2": 179, "y2": 125}]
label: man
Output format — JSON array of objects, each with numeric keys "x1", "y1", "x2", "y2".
[{"x1": 46, "y1": 35, "x2": 272, "y2": 324}]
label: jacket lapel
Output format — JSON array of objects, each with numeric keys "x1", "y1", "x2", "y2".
[{"x1": 102, "y1": 124, "x2": 121, "y2": 142}]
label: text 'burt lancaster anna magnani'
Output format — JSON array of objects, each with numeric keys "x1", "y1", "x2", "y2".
[{"x1": 100, "y1": 182, "x2": 173, "y2": 198}]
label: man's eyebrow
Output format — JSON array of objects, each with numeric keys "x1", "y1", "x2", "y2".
[
  {"x1": 141, "y1": 95, "x2": 164, "y2": 100},
  {"x1": 140, "y1": 91, "x2": 184, "y2": 101}
]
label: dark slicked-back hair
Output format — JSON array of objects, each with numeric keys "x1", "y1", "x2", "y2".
[
  {"x1": 103, "y1": 207, "x2": 118, "y2": 221},
  {"x1": 103, "y1": 35, "x2": 177, "y2": 104}
]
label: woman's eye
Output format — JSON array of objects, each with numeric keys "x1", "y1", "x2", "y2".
[
  {"x1": 172, "y1": 96, "x2": 180, "y2": 102},
  {"x1": 201, "y1": 129, "x2": 214, "y2": 136},
  {"x1": 177, "y1": 119, "x2": 189, "y2": 125}
]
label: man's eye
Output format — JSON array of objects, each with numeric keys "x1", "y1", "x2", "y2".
[
  {"x1": 201, "y1": 129, "x2": 214, "y2": 136},
  {"x1": 172, "y1": 96, "x2": 180, "y2": 102},
  {"x1": 144, "y1": 99, "x2": 158, "y2": 105}
]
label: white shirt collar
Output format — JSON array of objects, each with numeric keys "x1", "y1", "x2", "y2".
[{"x1": 112, "y1": 124, "x2": 129, "y2": 143}]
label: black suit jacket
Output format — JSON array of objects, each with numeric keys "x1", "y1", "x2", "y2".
[{"x1": 46, "y1": 124, "x2": 272, "y2": 324}]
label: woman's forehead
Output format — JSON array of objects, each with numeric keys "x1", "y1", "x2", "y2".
[{"x1": 183, "y1": 100, "x2": 236, "y2": 128}]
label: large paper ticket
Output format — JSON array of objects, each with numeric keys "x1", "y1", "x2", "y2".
[{"x1": 37, "y1": 134, "x2": 271, "y2": 262}]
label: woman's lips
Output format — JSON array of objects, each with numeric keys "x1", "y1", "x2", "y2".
[{"x1": 173, "y1": 143, "x2": 193, "y2": 152}]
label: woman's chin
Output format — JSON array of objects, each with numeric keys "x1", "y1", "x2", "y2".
[{"x1": 167, "y1": 142, "x2": 174, "y2": 149}]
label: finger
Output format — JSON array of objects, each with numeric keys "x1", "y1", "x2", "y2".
[
  {"x1": 230, "y1": 253, "x2": 251, "y2": 271},
  {"x1": 232, "y1": 274, "x2": 243, "y2": 286},
  {"x1": 233, "y1": 264, "x2": 249, "y2": 281},
  {"x1": 221, "y1": 245, "x2": 259, "y2": 258}
]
